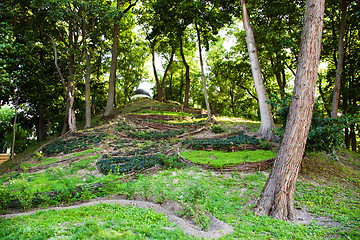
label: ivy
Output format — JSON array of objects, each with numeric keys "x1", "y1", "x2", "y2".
[
  {"x1": 127, "y1": 130, "x2": 184, "y2": 140},
  {"x1": 42, "y1": 134, "x2": 107, "y2": 156},
  {"x1": 183, "y1": 132, "x2": 260, "y2": 151},
  {"x1": 96, "y1": 154, "x2": 162, "y2": 175}
]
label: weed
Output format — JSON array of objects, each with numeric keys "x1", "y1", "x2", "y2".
[{"x1": 11, "y1": 178, "x2": 35, "y2": 211}]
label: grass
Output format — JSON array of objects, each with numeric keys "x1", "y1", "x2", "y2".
[
  {"x1": 1, "y1": 155, "x2": 359, "y2": 239},
  {"x1": 1, "y1": 102, "x2": 359, "y2": 239},
  {"x1": 180, "y1": 150, "x2": 276, "y2": 167},
  {"x1": 0, "y1": 203, "x2": 192, "y2": 240}
]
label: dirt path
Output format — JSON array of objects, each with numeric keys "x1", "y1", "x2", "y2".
[{"x1": 2, "y1": 196, "x2": 234, "y2": 239}]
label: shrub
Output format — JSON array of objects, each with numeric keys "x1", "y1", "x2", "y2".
[
  {"x1": 209, "y1": 125, "x2": 225, "y2": 134},
  {"x1": 268, "y1": 94, "x2": 359, "y2": 154}
]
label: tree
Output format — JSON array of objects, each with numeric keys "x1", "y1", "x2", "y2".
[
  {"x1": 240, "y1": 0, "x2": 276, "y2": 139},
  {"x1": 331, "y1": 0, "x2": 348, "y2": 118},
  {"x1": 195, "y1": 22, "x2": 212, "y2": 122},
  {"x1": 254, "y1": 0, "x2": 325, "y2": 221},
  {"x1": 104, "y1": 0, "x2": 137, "y2": 117}
]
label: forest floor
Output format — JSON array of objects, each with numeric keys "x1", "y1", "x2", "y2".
[{"x1": 0, "y1": 98, "x2": 359, "y2": 239}]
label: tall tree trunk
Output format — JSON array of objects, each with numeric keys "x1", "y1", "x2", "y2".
[
  {"x1": 241, "y1": 0, "x2": 275, "y2": 139},
  {"x1": 151, "y1": 44, "x2": 161, "y2": 101},
  {"x1": 37, "y1": 106, "x2": 47, "y2": 142},
  {"x1": 65, "y1": 18, "x2": 77, "y2": 134},
  {"x1": 195, "y1": 23, "x2": 211, "y2": 122},
  {"x1": 159, "y1": 50, "x2": 175, "y2": 102},
  {"x1": 84, "y1": 49, "x2": 91, "y2": 128},
  {"x1": 104, "y1": 0, "x2": 121, "y2": 117},
  {"x1": 331, "y1": 0, "x2": 347, "y2": 118},
  {"x1": 254, "y1": 0, "x2": 325, "y2": 221},
  {"x1": 180, "y1": 37, "x2": 191, "y2": 108},
  {"x1": 350, "y1": 124, "x2": 357, "y2": 152},
  {"x1": 11, "y1": 93, "x2": 19, "y2": 162},
  {"x1": 82, "y1": 18, "x2": 92, "y2": 128}
]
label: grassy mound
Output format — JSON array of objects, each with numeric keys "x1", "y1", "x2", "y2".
[{"x1": 180, "y1": 150, "x2": 277, "y2": 168}]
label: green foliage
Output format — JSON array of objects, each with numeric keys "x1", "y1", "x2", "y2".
[
  {"x1": 180, "y1": 182, "x2": 210, "y2": 231},
  {"x1": 161, "y1": 155, "x2": 186, "y2": 169},
  {"x1": 96, "y1": 154, "x2": 162, "y2": 175},
  {"x1": 0, "y1": 204, "x2": 189, "y2": 240},
  {"x1": 42, "y1": 134, "x2": 106, "y2": 156},
  {"x1": 127, "y1": 129, "x2": 184, "y2": 140},
  {"x1": 182, "y1": 132, "x2": 260, "y2": 151},
  {"x1": 209, "y1": 124, "x2": 225, "y2": 134},
  {"x1": 180, "y1": 150, "x2": 276, "y2": 167},
  {"x1": 0, "y1": 186, "x2": 11, "y2": 213},
  {"x1": 117, "y1": 120, "x2": 133, "y2": 131},
  {"x1": 268, "y1": 94, "x2": 359, "y2": 154},
  {"x1": 0, "y1": 105, "x2": 14, "y2": 152},
  {"x1": 11, "y1": 178, "x2": 35, "y2": 211}
]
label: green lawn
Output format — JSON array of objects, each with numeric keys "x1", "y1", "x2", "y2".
[{"x1": 180, "y1": 150, "x2": 276, "y2": 167}]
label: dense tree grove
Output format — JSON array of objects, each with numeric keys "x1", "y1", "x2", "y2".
[
  {"x1": 1, "y1": 0, "x2": 359, "y2": 147},
  {"x1": 0, "y1": 0, "x2": 359, "y2": 220}
]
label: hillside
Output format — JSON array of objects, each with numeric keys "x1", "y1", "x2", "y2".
[{"x1": 0, "y1": 98, "x2": 359, "y2": 239}]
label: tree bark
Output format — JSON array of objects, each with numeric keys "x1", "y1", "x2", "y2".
[
  {"x1": 65, "y1": 18, "x2": 77, "y2": 134},
  {"x1": 195, "y1": 23, "x2": 212, "y2": 122},
  {"x1": 11, "y1": 93, "x2": 19, "y2": 162},
  {"x1": 36, "y1": 106, "x2": 47, "y2": 142},
  {"x1": 350, "y1": 124, "x2": 357, "y2": 152},
  {"x1": 151, "y1": 44, "x2": 161, "y2": 100},
  {"x1": 158, "y1": 49, "x2": 175, "y2": 102},
  {"x1": 84, "y1": 49, "x2": 92, "y2": 128},
  {"x1": 180, "y1": 37, "x2": 191, "y2": 108},
  {"x1": 254, "y1": 0, "x2": 325, "y2": 221},
  {"x1": 331, "y1": 0, "x2": 347, "y2": 118},
  {"x1": 241, "y1": 0, "x2": 276, "y2": 139},
  {"x1": 104, "y1": 0, "x2": 121, "y2": 117}
]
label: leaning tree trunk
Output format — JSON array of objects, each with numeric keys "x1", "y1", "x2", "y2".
[
  {"x1": 331, "y1": 0, "x2": 347, "y2": 119},
  {"x1": 241, "y1": 0, "x2": 275, "y2": 139},
  {"x1": 254, "y1": 0, "x2": 325, "y2": 221},
  {"x1": 195, "y1": 23, "x2": 212, "y2": 122},
  {"x1": 158, "y1": 50, "x2": 175, "y2": 102}
]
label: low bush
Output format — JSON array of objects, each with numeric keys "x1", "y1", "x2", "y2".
[{"x1": 209, "y1": 125, "x2": 225, "y2": 134}]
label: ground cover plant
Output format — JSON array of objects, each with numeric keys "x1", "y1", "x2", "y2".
[
  {"x1": 42, "y1": 134, "x2": 107, "y2": 156},
  {"x1": 3, "y1": 166, "x2": 357, "y2": 239},
  {"x1": 0, "y1": 203, "x2": 192, "y2": 240},
  {"x1": 1, "y1": 100, "x2": 359, "y2": 239},
  {"x1": 127, "y1": 129, "x2": 184, "y2": 140},
  {"x1": 180, "y1": 150, "x2": 277, "y2": 167},
  {"x1": 96, "y1": 154, "x2": 162, "y2": 175},
  {"x1": 183, "y1": 132, "x2": 261, "y2": 151}
]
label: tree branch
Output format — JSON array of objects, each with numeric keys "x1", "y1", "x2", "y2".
[{"x1": 47, "y1": 34, "x2": 67, "y2": 90}]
